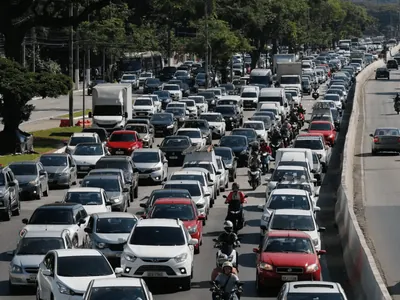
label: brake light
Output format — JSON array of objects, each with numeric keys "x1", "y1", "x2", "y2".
[{"x1": 373, "y1": 137, "x2": 379, "y2": 143}]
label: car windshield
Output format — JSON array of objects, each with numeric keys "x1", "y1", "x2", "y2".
[
  {"x1": 286, "y1": 90, "x2": 298, "y2": 96},
  {"x1": 109, "y1": 133, "x2": 136, "y2": 142},
  {"x1": 184, "y1": 121, "x2": 208, "y2": 130},
  {"x1": 161, "y1": 137, "x2": 190, "y2": 147},
  {"x1": 377, "y1": 68, "x2": 387, "y2": 72},
  {"x1": 122, "y1": 75, "x2": 136, "y2": 80},
  {"x1": 57, "y1": 255, "x2": 113, "y2": 277},
  {"x1": 294, "y1": 139, "x2": 323, "y2": 150},
  {"x1": 182, "y1": 101, "x2": 195, "y2": 107},
  {"x1": 96, "y1": 160, "x2": 129, "y2": 171},
  {"x1": 196, "y1": 73, "x2": 206, "y2": 79},
  {"x1": 146, "y1": 78, "x2": 160, "y2": 84},
  {"x1": 65, "y1": 192, "x2": 103, "y2": 205},
  {"x1": 243, "y1": 122, "x2": 264, "y2": 130},
  {"x1": 151, "y1": 114, "x2": 173, "y2": 122},
  {"x1": 9, "y1": 164, "x2": 37, "y2": 176},
  {"x1": 310, "y1": 123, "x2": 331, "y2": 131},
  {"x1": 82, "y1": 178, "x2": 121, "y2": 192},
  {"x1": 177, "y1": 130, "x2": 201, "y2": 138},
  {"x1": 40, "y1": 156, "x2": 67, "y2": 167},
  {"x1": 214, "y1": 148, "x2": 233, "y2": 160},
  {"x1": 135, "y1": 99, "x2": 152, "y2": 106},
  {"x1": 324, "y1": 95, "x2": 340, "y2": 101},
  {"x1": 125, "y1": 125, "x2": 147, "y2": 133},
  {"x1": 140, "y1": 73, "x2": 152, "y2": 78},
  {"x1": 171, "y1": 174, "x2": 205, "y2": 185},
  {"x1": 241, "y1": 92, "x2": 257, "y2": 98},
  {"x1": 29, "y1": 209, "x2": 73, "y2": 225},
  {"x1": 165, "y1": 108, "x2": 184, "y2": 116},
  {"x1": 198, "y1": 92, "x2": 215, "y2": 100},
  {"x1": 150, "y1": 191, "x2": 191, "y2": 205},
  {"x1": 132, "y1": 152, "x2": 160, "y2": 163},
  {"x1": 232, "y1": 130, "x2": 256, "y2": 139},
  {"x1": 268, "y1": 195, "x2": 311, "y2": 210},
  {"x1": 189, "y1": 97, "x2": 205, "y2": 104},
  {"x1": 218, "y1": 100, "x2": 238, "y2": 106},
  {"x1": 263, "y1": 237, "x2": 314, "y2": 253},
  {"x1": 287, "y1": 293, "x2": 345, "y2": 300},
  {"x1": 200, "y1": 114, "x2": 224, "y2": 122},
  {"x1": 87, "y1": 286, "x2": 146, "y2": 300},
  {"x1": 154, "y1": 91, "x2": 169, "y2": 97},
  {"x1": 74, "y1": 144, "x2": 103, "y2": 156},
  {"x1": 374, "y1": 128, "x2": 400, "y2": 136},
  {"x1": 220, "y1": 136, "x2": 247, "y2": 147},
  {"x1": 167, "y1": 103, "x2": 184, "y2": 108},
  {"x1": 276, "y1": 184, "x2": 312, "y2": 193},
  {"x1": 16, "y1": 237, "x2": 64, "y2": 255},
  {"x1": 164, "y1": 85, "x2": 179, "y2": 91},
  {"x1": 96, "y1": 217, "x2": 137, "y2": 233},
  {"x1": 164, "y1": 184, "x2": 200, "y2": 196},
  {"x1": 221, "y1": 84, "x2": 234, "y2": 91},
  {"x1": 69, "y1": 137, "x2": 96, "y2": 146},
  {"x1": 215, "y1": 106, "x2": 235, "y2": 114},
  {"x1": 130, "y1": 226, "x2": 185, "y2": 246},
  {"x1": 150, "y1": 204, "x2": 195, "y2": 221},
  {"x1": 271, "y1": 169, "x2": 308, "y2": 181},
  {"x1": 270, "y1": 215, "x2": 315, "y2": 231}
]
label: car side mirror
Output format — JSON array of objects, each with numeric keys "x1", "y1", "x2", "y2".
[
  {"x1": 42, "y1": 269, "x2": 53, "y2": 277},
  {"x1": 78, "y1": 218, "x2": 86, "y2": 225},
  {"x1": 318, "y1": 227, "x2": 326, "y2": 232},
  {"x1": 216, "y1": 171, "x2": 221, "y2": 175},
  {"x1": 63, "y1": 140, "x2": 68, "y2": 146},
  {"x1": 205, "y1": 192, "x2": 211, "y2": 197},
  {"x1": 317, "y1": 250, "x2": 326, "y2": 255},
  {"x1": 314, "y1": 206, "x2": 321, "y2": 212},
  {"x1": 115, "y1": 267, "x2": 123, "y2": 275},
  {"x1": 84, "y1": 227, "x2": 92, "y2": 233},
  {"x1": 260, "y1": 225, "x2": 267, "y2": 231},
  {"x1": 252, "y1": 248, "x2": 260, "y2": 253},
  {"x1": 22, "y1": 218, "x2": 28, "y2": 224},
  {"x1": 369, "y1": 133, "x2": 373, "y2": 137},
  {"x1": 139, "y1": 203, "x2": 147, "y2": 208},
  {"x1": 123, "y1": 187, "x2": 129, "y2": 193},
  {"x1": 189, "y1": 238, "x2": 199, "y2": 245}
]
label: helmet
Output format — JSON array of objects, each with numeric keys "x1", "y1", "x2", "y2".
[
  {"x1": 222, "y1": 261, "x2": 233, "y2": 270},
  {"x1": 232, "y1": 182, "x2": 239, "y2": 191},
  {"x1": 252, "y1": 142, "x2": 260, "y2": 152},
  {"x1": 223, "y1": 220, "x2": 233, "y2": 232},
  {"x1": 217, "y1": 254, "x2": 229, "y2": 267},
  {"x1": 260, "y1": 139, "x2": 265, "y2": 144}
]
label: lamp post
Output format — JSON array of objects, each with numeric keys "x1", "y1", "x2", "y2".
[
  {"x1": 204, "y1": 0, "x2": 209, "y2": 89},
  {"x1": 82, "y1": 46, "x2": 87, "y2": 128}
]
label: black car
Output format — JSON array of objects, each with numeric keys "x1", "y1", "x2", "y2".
[
  {"x1": 88, "y1": 80, "x2": 106, "y2": 96},
  {"x1": 82, "y1": 127, "x2": 108, "y2": 143},
  {"x1": 158, "y1": 136, "x2": 197, "y2": 166},
  {"x1": 302, "y1": 79, "x2": 311, "y2": 95},
  {"x1": 160, "y1": 66, "x2": 177, "y2": 82},
  {"x1": 143, "y1": 78, "x2": 162, "y2": 94},
  {"x1": 217, "y1": 135, "x2": 249, "y2": 167},
  {"x1": 183, "y1": 119, "x2": 212, "y2": 145},
  {"x1": 165, "y1": 107, "x2": 188, "y2": 126},
  {"x1": 153, "y1": 90, "x2": 172, "y2": 110},
  {"x1": 387, "y1": 59, "x2": 398, "y2": 70},
  {"x1": 214, "y1": 147, "x2": 237, "y2": 182},
  {"x1": 214, "y1": 105, "x2": 242, "y2": 130},
  {"x1": 220, "y1": 83, "x2": 236, "y2": 95},
  {"x1": 331, "y1": 107, "x2": 341, "y2": 130},
  {"x1": 198, "y1": 91, "x2": 217, "y2": 111},
  {"x1": 150, "y1": 113, "x2": 177, "y2": 136},
  {"x1": 375, "y1": 67, "x2": 390, "y2": 80},
  {"x1": 231, "y1": 128, "x2": 258, "y2": 145}
]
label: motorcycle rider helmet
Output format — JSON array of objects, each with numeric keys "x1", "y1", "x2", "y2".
[
  {"x1": 223, "y1": 220, "x2": 234, "y2": 233},
  {"x1": 251, "y1": 141, "x2": 260, "y2": 152},
  {"x1": 260, "y1": 139, "x2": 265, "y2": 145},
  {"x1": 232, "y1": 182, "x2": 239, "y2": 191},
  {"x1": 222, "y1": 261, "x2": 233, "y2": 272},
  {"x1": 217, "y1": 254, "x2": 229, "y2": 267}
]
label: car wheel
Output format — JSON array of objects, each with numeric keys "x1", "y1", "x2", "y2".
[
  {"x1": 3, "y1": 202, "x2": 11, "y2": 221},
  {"x1": 36, "y1": 186, "x2": 42, "y2": 200},
  {"x1": 181, "y1": 276, "x2": 191, "y2": 291},
  {"x1": 134, "y1": 185, "x2": 139, "y2": 199},
  {"x1": 43, "y1": 184, "x2": 49, "y2": 197},
  {"x1": 12, "y1": 200, "x2": 20, "y2": 216}
]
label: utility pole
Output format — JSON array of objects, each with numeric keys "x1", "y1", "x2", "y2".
[
  {"x1": 82, "y1": 46, "x2": 86, "y2": 128},
  {"x1": 204, "y1": 0, "x2": 209, "y2": 89},
  {"x1": 167, "y1": 29, "x2": 171, "y2": 66},
  {"x1": 68, "y1": 3, "x2": 74, "y2": 126},
  {"x1": 22, "y1": 38, "x2": 26, "y2": 68},
  {"x1": 86, "y1": 10, "x2": 91, "y2": 85},
  {"x1": 74, "y1": 5, "x2": 80, "y2": 90},
  {"x1": 31, "y1": 28, "x2": 36, "y2": 72}
]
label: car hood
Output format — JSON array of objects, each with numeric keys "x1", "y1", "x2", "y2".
[
  {"x1": 254, "y1": 129, "x2": 265, "y2": 136},
  {"x1": 121, "y1": 80, "x2": 135, "y2": 83},
  {"x1": 127, "y1": 244, "x2": 187, "y2": 258},
  {"x1": 13, "y1": 254, "x2": 45, "y2": 268},
  {"x1": 240, "y1": 97, "x2": 258, "y2": 102},
  {"x1": 15, "y1": 175, "x2": 37, "y2": 184},
  {"x1": 208, "y1": 121, "x2": 224, "y2": 127},
  {"x1": 60, "y1": 275, "x2": 116, "y2": 293},
  {"x1": 83, "y1": 205, "x2": 109, "y2": 215},
  {"x1": 160, "y1": 145, "x2": 191, "y2": 152},
  {"x1": 44, "y1": 166, "x2": 69, "y2": 174},
  {"x1": 73, "y1": 155, "x2": 103, "y2": 165},
  {"x1": 133, "y1": 162, "x2": 159, "y2": 170},
  {"x1": 94, "y1": 233, "x2": 129, "y2": 244},
  {"x1": 151, "y1": 120, "x2": 173, "y2": 126},
  {"x1": 191, "y1": 196, "x2": 205, "y2": 204},
  {"x1": 107, "y1": 141, "x2": 140, "y2": 149},
  {"x1": 260, "y1": 252, "x2": 317, "y2": 267},
  {"x1": 190, "y1": 138, "x2": 203, "y2": 144}
]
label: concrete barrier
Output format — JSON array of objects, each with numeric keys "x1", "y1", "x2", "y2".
[{"x1": 336, "y1": 46, "x2": 400, "y2": 300}]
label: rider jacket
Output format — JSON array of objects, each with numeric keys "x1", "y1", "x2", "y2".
[
  {"x1": 248, "y1": 154, "x2": 261, "y2": 170},
  {"x1": 271, "y1": 131, "x2": 282, "y2": 144},
  {"x1": 297, "y1": 106, "x2": 306, "y2": 115},
  {"x1": 395, "y1": 96, "x2": 400, "y2": 103},
  {"x1": 260, "y1": 144, "x2": 272, "y2": 154},
  {"x1": 217, "y1": 231, "x2": 238, "y2": 245},
  {"x1": 226, "y1": 191, "x2": 246, "y2": 212},
  {"x1": 290, "y1": 113, "x2": 299, "y2": 124}
]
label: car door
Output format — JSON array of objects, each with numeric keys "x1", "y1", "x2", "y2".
[
  {"x1": 40, "y1": 252, "x2": 55, "y2": 298},
  {"x1": 103, "y1": 191, "x2": 112, "y2": 212},
  {"x1": 5, "y1": 172, "x2": 17, "y2": 206},
  {"x1": 68, "y1": 155, "x2": 77, "y2": 181},
  {"x1": 183, "y1": 227, "x2": 194, "y2": 258},
  {"x1": 7, "y1": 169, "x2": 19, "y2": 198},
  {"x1": 37, "y1": 163, "x2": 48, "y2": 191}
]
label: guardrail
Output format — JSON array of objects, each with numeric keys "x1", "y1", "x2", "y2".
[{"x1": 336, "y1": 46, "x2": 400, "y2": 300}]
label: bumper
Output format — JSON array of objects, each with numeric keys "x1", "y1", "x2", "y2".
[
  {"x1": 48, "y1": 174, "x2": 70, "y2": 186},
  {"x1": 19, "y1": 185, "x2": 40, "y2": 198},
  {"x1": 153, "y1": 126, "x2": 174, "y2": 136},
  {"x1": 164, "y1": 153, "x2": 185, "y2": 164},
  {"x1": 257, "y1": 270, "x2": 321, "y2": 288},
  {"x1": 76, "y1": 165, "x2": 95, "y2": 176},
  {"x1": 9, "y1": 271, "x2": 38, "y2": 287},
  {"x1": 373, "y1": 144, "x2": 400, "y2": 152},
  {"x1": 243, "y1": 100, "x2": 257, "y2": 109},
  {"x1": 138, "y1": 170, "x2": 164, "y2": 182},
  {"x1": 108, "y1": 148, "x2": 134, "y2": 156},
  {"x1": 132, "y1": 112, "x2": 154, "y2": 118}
]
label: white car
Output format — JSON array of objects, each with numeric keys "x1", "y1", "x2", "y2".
[
  {"x1": 260, "y1": 189, "x2": 320, "y2": 237},
  {"x1": 166, "y1": 102, "x2": 186, "y2": 110},
  {"x1": 141, "y1": 94, "x2": 161, "y2": 112},
  {"x1": 274, "y1": 180, "x2": 319, "y2": 209},
  {"x1": 138, "y1": 72, "x2": 153, "y2": 86},
  {"x1": 240, "y1": 87, "x2": 259, "y2": 109},
  {"x1": 182, "y1": 167, "x2": 217, "y2": 202},
  {"x1": 183, "y1": 162, "x2": 220, "y2": 198},
  {"x1": 131, "y1": 148, "x2": 168, "y2": 183},
  {"x1": 71, "y1": 143, "x2": 107, "y2": 176},
  {"x1": 323, "y1": 93, "x2": 342, "y2": 110},
  {"x1": 120, "y1": 218, "x2": 197, "y2": 290},
  {"x1": 216, "y1": 155, "x2": 229, "y2": 192},
  {"x1": 243, "y1": 120, "x2": 267, "y2": 140},
  {"x1": 188, "y1": 95, "x2": 208, "y2": 113},
  {"x1": 176, "y1": 128, "x2": 206, "y2": 148},
  {"x1": 36, "y1": 249, "x2": 122, "y2": 300},
  {"x1": 132, "y1": 97, "x2": 156, "y2": 117},
  {"x1": 207, "y1": 88, "x2": 222, "y2": 100},
  {"x1": 62, "y1": 187, "x2": 112, "y2": 215},
  {"x1": 285, "y1": 88, "x2": 301, "y2": 104},
  {"x1": 163, "y1": 84, "x2": 182, "y2": 100},
  {"x1": 180, "y1": 99, "x2": 198, "y2": 118},
  {"x1": 65, "y1": 132, "x2": 101, "y2": 154},
  {"x1": 280, "y1": 281, "x2": 348, "y2": 299},
  {"x1": 266, "y1": 209, "x2": 324, "y2": 251},
  {"x1": 330, "y1": 84, "x2": 348, "y2": 100},
  {"x1": 293, "y1": 135, "x2": 330, "y2": 172},
  {"x1": 199, "y1": 112, "x2": 226, "y2": 138},
  {"x1": 120, "y1": 74, "x2": 139, "y2": 90},
  {"x1": 83, "y1": 277, "x2": 154, "y2": 300}
]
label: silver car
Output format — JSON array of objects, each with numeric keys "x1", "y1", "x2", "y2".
[
  {"x1": 131, "y1": 149, "x2": 168, "y2": 183},
  {"x1": 39, "y1": 153, "x2": 78, "y2": 187}
]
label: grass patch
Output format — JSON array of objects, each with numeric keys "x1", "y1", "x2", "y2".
[
  {"x1": 58, "y1": 109, "x2": 91, "y2": 119},
  {"x1": 0, "y1": 127, "x2": 82, "y2": 165}
]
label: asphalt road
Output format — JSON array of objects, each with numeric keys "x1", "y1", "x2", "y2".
[
  {"x1": 358, "y1": 68, "x2": 400, "y2": 298},
  {"x1": 0, "y1": 84, "x2": 351, "y2": 300}
]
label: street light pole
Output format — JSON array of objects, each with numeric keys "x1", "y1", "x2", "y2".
[
  {"x1": 82, "y1": 47, "x2": 86, "y2": 129},
  {"x1": 204, "y1": 0, "x2": 209, "y2": 89}
]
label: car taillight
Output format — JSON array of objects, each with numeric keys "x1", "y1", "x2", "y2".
[{"x1": 374, "y1": 137, "x2": 379, "y2": 143}]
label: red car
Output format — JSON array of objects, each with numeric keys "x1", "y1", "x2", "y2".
[
  {"x1": 106, "y1": 130, "x2": 143, "y2": 155},
  {"x1": 147, "y1": 198, "x2": 205, "y2": 254},
  {"x1": 308, "y1": 121, "x2": 336, "y2": 146},
  {"x1": 253, "y1": 230, "x2": 325, "y2": 291}
]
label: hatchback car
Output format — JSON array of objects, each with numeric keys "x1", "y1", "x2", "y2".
[
  {"x1": 370, "y1": 127, "x2": 400, "y2": 155},
  {"x1": 131, "y1": 149, "x2": 168, "y2": 183}
]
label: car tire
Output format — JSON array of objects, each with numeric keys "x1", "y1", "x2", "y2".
[
  {"x1": 3, "y1": 202, "x2": 11, "y2": 221},
  {"x1": 181, "y1": 276, "x2": 191, "y2": 291},
  {"x1": 12, "y1": 200, "x2": 20, "y2": 216},
  {"x1": 43, "y1": 184, "x2": 49, "y2": 197},
  {"x1": 134, "y1": 185, "x2": 139, "y2": 199}
]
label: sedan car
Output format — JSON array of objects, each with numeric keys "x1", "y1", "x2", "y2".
[
  {"x1": 199, "y1": 112, "x2": 226, "y2": 139},
  {"x1": 0, "y1": 166, "x2": 20, "y2": 220},
  {"x1": 150, "y1": 113, "x2": 178, "y2": 136},
  {"x1": 375, "y1": 67, "x2": 390, "y2": 80},
  {"x1": 158, "y1": 135, "x2": 197, "y2": 166},
  {"x1": 62, "y1": 187, "x2": 112, "y2": 215},
  {"x1": 370, "y1": 127, "x2": 400, "y2": 155},
  {"x1": 216, "y1": 156, "x2": 229, "y2": 192},
  {"x1": 308, "y1": 121, "x2": 337, "y2": 146},
  {"x1": 218, "y1": 135, "x2": 249, "y2": 167},
  {"x1": 176, "y1": 128, "x2": 206, "y2": 149},
  {"x1": 214, "y1": 147, "x2": 237, "y2": 182},
  {"x1": 214, "y1": 105, "x2": 242, "y2": 130},
  {"x1": 131, "y1": 149, "x2": 168, "y2": 183},
  {"x1": 183, "y1": 119, "x2": 212, "y2": 145},
  {"x1": 153, "y1": 90, "x2": 172, "y2": 110},
  {"x1": 143, "y1": 77, "x2": 162, "y2": 94},
  {"x1": 106, "y1": 131, "x2": 143, "y2": 156}
]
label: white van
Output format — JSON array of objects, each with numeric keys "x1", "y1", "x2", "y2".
[
  {"x1": 258, "y1": 88, "x2": 289, "y2": 116},
  {"x1": 240, "y1": 86, "x2": 259, "y2": 109},
  {"x1": 275, "y1": 148, "x2": 314, "y2": 173}
]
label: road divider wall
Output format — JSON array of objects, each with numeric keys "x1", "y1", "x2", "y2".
[{"x1": 336, "y1": 46, "x2": 400, "y2": 300}]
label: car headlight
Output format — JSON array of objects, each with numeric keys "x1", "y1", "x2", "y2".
[
  {"x1": 96, "y1": 242, "x2": 107, "y2": 249},
  {"x1": 11, "y1": 264, "x2": 22, "y2": 273},
  {"x1": 57, "y1": 281, "x2": 74, "y2": 295},
  {"x1": 225, "y1": 164, "x2": 232, "y2": 169},
  {"x1": 211, "y1": 100, "x2": 215, "y2": 104},
  {"x1": 229, "y1": 117, "x2": 233, "y2": 120},
  {"x1": 123, "y1": 253, "x2": 137, "y2": 262},
  {"x1": 152, "y1": 167, "x2": 161, "y2": 171},
  {"x1": 259, "y1": 262, "x2": 273, "y2": 270},
  {"x1": 313, "y1": 238, "x2": 319, "y2": 246},
  {"x1": 261, "y1": 215, "x2": 269, "y2": 222},
  {"x1": 111, "y1": 197, "x2": 121, "y2": 203},
  {"x1": 174, "y1": 252, "x2": 188, "y2": 263},
  {"x1": 167, "y1": 124, "x2": 174, "y2": 128},
  {"x1": 188, "y1": 225, "x2": 198, "y2": 234},
  {"x1": 306, "y1": 263, "x2": 319, "y2": 272},
  {"x1": 29, "y1": 180, "x2": 38, "y2": 185},
  {"x1": 196, "y1": 202, "x2": 206, "y2": 209}
]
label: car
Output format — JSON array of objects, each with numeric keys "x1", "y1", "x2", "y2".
[
  {"x1": 253, "y1": 230, "x2": 325, "y2": 291},
  {"x1": 85, "y1": 212, "x2": 138, "y2": 263},
  {"x1": 197, "y1": 91, "x2": 218, "y2": 110},
  {"x1": 180, "y1": 99, "x2": 198, "y2": 118},
  {"x1": 138, "y1": 72, "x2": 153, "y2": 86},
  {"x1": 39, "y1": 153, "x2": 78, "y2": 188},
  {"x1": 326, "y1": 88, "x2": 346, "y2": 107},
  {"x1": 126, "y1": 118, "x2": 154, "y2": 131},
  {"x1": 278, "y1": 281, "x2": 348, "y2": 299},
  {"x1": 302, "y1": 79, "x2": 311, "y2": 95},
  {"x1": 370, "y1": 127, "x2": 400, "y2": 155},
  {"x1": 9, "y1": 161, "x2": 49, "y2": 200},
  {"x1": 330, "y1": 84, "x2": 348, "y2": 100},
  {"x1": 308, "y1": 121, "x2": 337, "y2": 146},
  {"x1": 176, "y1": 128, "x2": 206, "y2": 149},
  {"x1": 95, "y1": 156, "x2": 139, "y2": 201},
  {"x1": 62, "y1": 187, "x2": 112, "y2": 215},
  {"x1": 387, "y1": 59, "x2": 398, "y2": 70},
  {"x1": 150, "y1": 112, "x2": 178, "y2": 136},
  {"x1": 274, "y1": 179, "x2": 319, "y2": 207},
  {"x1": 218, "y1": 135, "x2": 249, "y2": 167},
  {"x1": 158, "y1": 135, "x2": 198, "y2": 166},
  {"x1": 132, "y1": 97, "x2": 156, "y2": 118},
  {"x1": 183, "y1": 119, "x2": 213, "y2": 145},
  {"x1": 121, "y1": 73, "x2": 139, "y2": 89},
  {"x1": 81, "y1": 175, "x2": 129, "y2": 212},
  {"x1": 36, "y1": 249, "x2": 122, "y2": 300},
  {"x1": 132, "y1": 148, "x2": 168, "y2": 183},
  {"x1": 139, "y1": 189, "x2": 192, "y2": 216},
  {"x1": 71, "y1": 142, "x2": 108, "y2": 176},
  {"x1": 154, "y1": 90, "x2": 172, "y2": 109},
  {"x1": 162, "y1": 180, "x2": 210, "y2": 220},
  {"x1": 83, "y1": 277, "x2": 153, "y2": 300},
  {"x1": 243, "y1": 120, "x2": 268, "y2": 141},
  {"x1": 214, "y1": 147, "x2": 237, "y2": 182},
  {"x1": 293, "y1": 136, "x2": 330, "y2": 172},
  {"x1": 143, "y1": 77, "x2": 162, "y2": 94},
  {"x1": 231, "y1": 128, "x2": 258, "y2": 145},
  {"x1": 87, "y1": 79, "x2": 106, "y2": 96},
  {"x1": 217, "y1": 98, "x2": 243, "y2": 115},
  {"x1": 199, "y1": 112, "x2": 226, "y2": 139},
  {"x1": 147, "y1": 198, "x2": 205, "y2": 253},
  {"x1": 214, "y1": 105, "x2": 242, "y2": 130},
  {"x1": 21, "y1": 203, "x2": 89, "y2": 248},
  {"x1": 215, "y1": 155, "x2": 229, "y2": 192},
  {"x1": 249, "y1": 115, "x2": 273, "y2": 131},
  {"x1": 165, "y1": 107, "x2": 189, "y2": 126},
  {"x1": 0, "y1": 166, "x2": 20, "y2": 220},
  {"x1": 375, "y1": 67, "x2": 390, "y2": 80},
  {"x1": 220, "y1": 83, "x2": 236, "y2": 95},
  {"x1": 88, "y1": 168, "x2": 133, "y2": 199},
  {"x1": 125, "y1": 123, "x2": 154, "y2": 148},
  {"x1": 240, "y1": 87, "x2": 259, "y2": 109},
  {"x1": 82, "y1": 127, "x2": 108, "y2": 143},
  {"x1": 106, "y1": 130, "x2": 143, "y2": 155},
  {"x1": 162, "y1": 84, "x2": 182, "y2": 100},
  {"x1": 182, "y1": 161, "x2": 220, "y2": 198},
  {"x1": 120, "y1": 218, "x2": 197, "y2": 290},
  {"x1": 323, "y1": 94, "x2": 342, "y2": 110},
  {"x1": 188, "y1": 95, "x2": 208, "y2": 113},
  {"x1": 265, "y1": 209, "x2": 325, "y2": 251},
  {"x1": 195, "y1": 72, "x2": 209, "y2": 88},
  {"x1": 144, "y1": 94, "x2": 162, "y2": 112},
  {"x1": 8, "y1": 229, "x2": 73, "y2": 292},
  {"x1": 207, "y1": 88, "x2": 223, "y2": 100},
  {"x1": 65, "y1": 132, "x2": 102, "y2": 154}
]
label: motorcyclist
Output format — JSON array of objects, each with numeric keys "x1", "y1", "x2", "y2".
[
  {"x1": 217, "y1": 221, "x2": 240, "y2": 269},
  {"x1": 225, "y1": 183, "x2": 246, "y2": 233},
  {"x1": 211, "y1": 254, "x2": 238, "y2": 281},
  {"x1": 270, "y1": 126, "x2": 282, "y2": 147},
  {"x1": 395, "y1": 93, "x2": 400, "y2": 103},
  {"x1": 290, "y1": 110, "x2": 300, "y2": 125},
  {"x1": 212, "y1": 261, "x2": 242, "y2": 300},
  {"x1": 248, "y1": 142, "x2": 261, "y2": 170},
  {"x1": 260, "y1": 139, "x2": 272, "y2": 173},
  {"x1": 297, "y1": 103, "x2": 306, "y2": 115}
]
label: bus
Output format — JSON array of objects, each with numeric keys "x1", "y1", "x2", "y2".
[{"x1": 118, "y1": 51, "x2": 164, "y2": 77}]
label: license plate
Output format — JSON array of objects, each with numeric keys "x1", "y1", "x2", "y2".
[
  {"x1": 146, "y1": 272, "x2": 164, "y2": 277},
  {"x1": 281, "y1": 275, "x2": 298, "y2": 281},
  {"x1": 29, "y1": 275, "x2": 37, "y2": 281},
  {"x1": 156, "y1": 130, "x2": 163, "y2": 133},
  {"x1": 169, "y1": 156, "x2": 178, "y2": 159},
  {"x1": 80, "y1": 166, "x2": 90, "y2": 170},
  {"x1": 138, "y1": 113, "x2": 146, "y2": 116},
  {"x1": 116, "y1": 151, "x2": 124, "y2": 154}
]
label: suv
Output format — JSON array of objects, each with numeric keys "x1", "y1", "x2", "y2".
[
  {"x1": 293, "y1": 135, "x2": 330, "y2": 172},
  {"x1": 375, "y1": 67, "x2": 390, "y2": 80},
  {"x1": 0, "y1": 166, "x2": 20, "y2": 220},
  {"x1": 387, "y1": 59, "x2": 398, "y2": 70},
  {"x1": 120, "y1": 218, "x2": 198, "y2": 290},
  {"x1": 95, "y1": 156, "x2": 139, "y2": 201},
  {"x1": 278, "y1": 281, "x2": 348, "y2": 299},
  {"x1": 65, "y1": 132, "x2": 101, "y2": 154}
]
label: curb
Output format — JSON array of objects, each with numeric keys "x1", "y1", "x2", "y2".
[{"x1": 31, "y1": 88, "x2": 84, "y2": 101}]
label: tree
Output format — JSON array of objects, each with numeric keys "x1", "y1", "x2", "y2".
[{"x1": 0, "y1": 58, "x2": 72, "y2": 154}]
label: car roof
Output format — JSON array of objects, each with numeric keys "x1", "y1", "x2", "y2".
[
  {"x1": 111, "y1": 130, "x2": 136, "y2": 135},
  {"x1": 286, "y1": 281, "x2": 343, "y2": 294},
  {"x1": 267, "y1": 230, "x2": 310, "y2": 238},
  {"x1": 91, "y1": 278, "x2": 143, "y2": 288},
  {"x1": 132, "y1": 148, "x2": 160, "y2": 153},
  {"x1": 153, "y1": 198, "x2": 193, "y2": 205},
  {"x1": 66, "y1": 187, "x2": 103, "y2": 193},
  {"x1": 244, "y1": 120, "x2": 264, "y2": 124},
  {"x1": 40, "y1": 153, "x2": 69, "y2": 157},
  {"x1": 276, "y1": 165, "x2": 307, "y2": 170},
  {"x1": 273, "y1": 209, "x2": 312, "y2": 216},
  {"x1": 271, "y1": 188, "x2": 308, "y2": 195},
  {"x1": 98, "y1": 156, "x2": 130, "y2": 161},
  {"x1": 164, "y1": 180, "x2": 200, "y2": 185},
  {"x1": 93, "y1": 212, "x2": 136, "y2": 219},
  {"x1": 83, "y1": 175, "x2": 120, "y2": 180},
  {"x1": 90, "y1": 168, "x2": 123, "y2": 173},
  {"x1": 172, "y1": 170, "x2": 204, "y2": 176},
  {"x1": 136, "y1": 218, "x2": 182, "y2": 227},
  {"x1": 177, "y1": 128, "x2": 201, "y2": 131},
  {"x1": 24, "y1": 230, "x2": 67, "y2": 238},
  {"x1": 55, "y1": 249, "x2": 102, "y2": 257},
  {"x1": 71, "y1": 132, "x2": 98, "y2": 137},
  {"x1": 152, "y1": 188, "x2": 190, "y2": 194},
  {"x1": 310, "y1": 120, "x2": 332, "y2": 124},
  {"x1": 38, "y1": 203, "x2": 82, "y2": 209},
  {"x1": 9, "y1": 161, "x2": 37, "y2": 165}
]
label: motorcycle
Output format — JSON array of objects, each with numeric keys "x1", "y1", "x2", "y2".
[
  {"x1": 394, "y1": 100, "x2": 400, "y2": 114},
  {"x1": 210, "y1": 281, "x2": 243, "y2": 300},
  {"x1": 291, "y1": 122, "x2": 300, "y2": 136},
  {"x1": 270, "y1": 140, "x2": 282, "y2": 158},
  {"x1": 312, "y1": 88, "x2": 320, "y2": 100},
  {"x1": 222, "y1": 194, "x2": 247, "y2": 233},
  {"x1": 247, "y1": 165, "x2": 261, "y2": 190},
  {"x1": 297, "y1": 112, "x2": 305, "y2": 127},
  {"x1": 213, "y1": 239, "x2": 240, "y2": 268}
]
